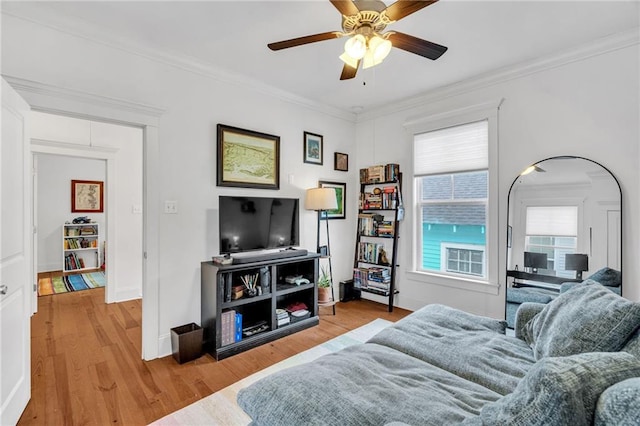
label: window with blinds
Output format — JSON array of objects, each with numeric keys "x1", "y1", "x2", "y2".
[
  {"x1": 414, "y1": 120, "x2": 489, "y2": 279},
  {"x1": 525, "y1": 206, "x2": 578, "y2": 277}
]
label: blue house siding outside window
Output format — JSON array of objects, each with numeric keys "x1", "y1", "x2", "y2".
[{"x1": 419, "y1": 171, "x2": 488, "y2": 277}]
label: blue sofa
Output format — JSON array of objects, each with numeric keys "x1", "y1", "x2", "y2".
[
  {"x1": 237, "y1": 281, "x2": 640, "y2": 425},
  {"x1": 506, "y1": 267, "x2": 622, "y2": 328}
]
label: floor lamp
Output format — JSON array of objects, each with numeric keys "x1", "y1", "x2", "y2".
[{"x1": 305, "y1": 187, "x2": 337, "y2": 314}]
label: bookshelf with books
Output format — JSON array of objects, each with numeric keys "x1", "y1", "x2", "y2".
[
  {"x1": 201, "y1": 253, "x2": 319, "y2": 360},
  {"x1": 62, "y1": 223, "x2": 100, "y2": 273},
  {"x1": 354, "y1": 164, "x2": 402, "y2": 312}
]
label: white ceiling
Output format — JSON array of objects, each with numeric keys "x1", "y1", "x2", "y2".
[{"x1": 3, "y1": 1, "x2": 639, "y2": 114}]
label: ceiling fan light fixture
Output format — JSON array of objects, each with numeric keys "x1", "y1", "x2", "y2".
[
  {"x1": 344, "y1": 34, "x2": 367, "y2": 59},
  {"x1": 339, "y1": 51, "x2": 359, "y2": 68},
  {"x1": 362, "y1": 35, "x2": 392, "y2": 69}
]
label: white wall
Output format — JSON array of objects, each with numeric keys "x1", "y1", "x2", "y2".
[
  {"x1": 1, "y1": 13, "x2": 357, "y2": 357},
  {"x1": 355, "y1": 40, "x2": 639, "y2": 318},
  {"x1": 36, "y1": 153, "x2": 105, "y2": 272}
]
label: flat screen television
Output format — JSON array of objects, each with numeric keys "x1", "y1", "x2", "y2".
[{"x1": 219, "y1": 196, "x2": 299, "y2": 254}]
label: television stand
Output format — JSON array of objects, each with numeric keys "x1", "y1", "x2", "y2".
[
  {"x1": 231, "y1": 248, "x2": 308, "y2": 264},
  {"x1": 201, "y1": 253, "x2": 319, "y2": 360}
]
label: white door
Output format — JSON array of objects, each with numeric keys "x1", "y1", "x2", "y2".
[{"x1": 1, "y1": 78, "x2": 32, "y2": 425}]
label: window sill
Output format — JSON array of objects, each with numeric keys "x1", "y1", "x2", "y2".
[{"x1": 406, "y1": 270, "x2": 500, "y2": 295}]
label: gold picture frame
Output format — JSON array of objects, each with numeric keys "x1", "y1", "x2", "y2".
[{"x1": 217, "y1": 124, "x2": 280, "y2": 189}]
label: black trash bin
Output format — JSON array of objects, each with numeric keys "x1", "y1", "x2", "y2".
[{"x1": 170, "y1": 323, "x2": 203, "y2": 364}]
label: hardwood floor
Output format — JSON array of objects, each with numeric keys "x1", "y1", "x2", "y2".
[{"x1": 19, "y1": 285, "x2": 410, "y2": 425}]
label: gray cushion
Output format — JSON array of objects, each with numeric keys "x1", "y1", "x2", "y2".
[
  {"x1": 368, "y1": 304, "x2": 534, "y2": 396},
  {"x1": 588, "y1": 267, "x2": 622, "y2": 287},
  {"x1": 464, "y1": 352, "x2": 640, "y2": 426},
  {"x1": 622, "y1": 328, "x2": 640, "y2": 358},
  {"x1": 237, "y1": 343, "x2": 501, "y2": 426},
  {"x1": 507, "y1": 287, "x2": 556, "y2": 304},
  {"x1": 514, "y1": 302, "x2": 545, "y2": 341},
  {"x1": 522, "y1": 281, "x2": 640, "y2": 360},
  {"x1": 595, "y1": 378, "x2": 640, "y2": 426}
]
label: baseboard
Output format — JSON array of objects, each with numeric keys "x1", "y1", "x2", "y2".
[
  {"x1": 114, "y1": 288, "x2": 142, "y2": 303},
  {"x1": 158, "y1": 332, "x2": 172, "y2": 358}
]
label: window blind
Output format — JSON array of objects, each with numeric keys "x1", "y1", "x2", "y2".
[
  {"x1": 414, "y1": 120, "x2": 488, "y2": 176},
  {"x1": 526, "y1": 206, "x2": 578, "y2": 236}
]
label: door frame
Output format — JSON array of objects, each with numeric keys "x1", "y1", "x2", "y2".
[
  {"x1": 6, "y1": 76, "x2": 163, "y2": 360},
  {"x1": 31, "y1": 145, "x2": 116, "y2": 305}
]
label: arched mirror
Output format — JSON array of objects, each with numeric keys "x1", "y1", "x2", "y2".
[{"x1": 505, "y1": 156, "x2": 621, "y2": 327}]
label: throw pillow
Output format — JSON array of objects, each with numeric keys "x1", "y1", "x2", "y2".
[
  {"x1": 595, "y1": 378, "x2": 640, "y2": 426},
  {"x1": 522, "y1": 282, "x2": 640, "y2": 360},
  {"x1": 466, "y1": 352, "x2": 640, "y2": 426},
  {"x1": 587, "y1": 267, "x2": 622, "y2": 288}
]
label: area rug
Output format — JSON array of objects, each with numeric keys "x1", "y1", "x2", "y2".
[
  {"x1": 149, "y1": 318, "x2": 393, "y2": 425},
  {"x1": 38, "y1": 271, "x2": 106, "y2": 296}
]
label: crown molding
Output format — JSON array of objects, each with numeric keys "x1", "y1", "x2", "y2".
[
  {"x1": 2, "y1": 9, "x2": 356, "y2": 123},
  {"x1": 357, "y1": 27, "x2": 640, "y2": 123},
  {"x1": 3, "y1": 75, "x2": 166, "y2": 117}
]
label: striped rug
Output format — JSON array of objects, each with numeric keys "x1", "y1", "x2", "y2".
[
  {"x1": 150, "y1": 318, "x2": 393, "y2": 425},
  {"x1": 38, "y1": 271, "x2": 106, "y2": 296}
]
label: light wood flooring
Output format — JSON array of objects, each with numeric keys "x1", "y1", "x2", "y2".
[{"x1": 20, "y1": 280, "x2": 410, "y2": 425}]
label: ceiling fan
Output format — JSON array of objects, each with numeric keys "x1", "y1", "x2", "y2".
[{"x1": 268, "y1": 0, "x2": 448, "y2": 80}]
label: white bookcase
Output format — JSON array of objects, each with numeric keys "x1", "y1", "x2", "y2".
[{"x1": 62, "y1": 223, "x2": 100, "y2": 273}]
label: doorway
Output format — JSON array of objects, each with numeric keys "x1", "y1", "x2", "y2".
[
  {"x1": 35, "y1": 153, "x2": 107, "y2": 297},
  {"x1": 30, "y1": 112, "x2": 144, "y2": 309}
]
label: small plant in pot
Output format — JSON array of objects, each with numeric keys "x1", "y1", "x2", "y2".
[{"x1": 317, "y1": 265, "x2": 332, "y2": 304}]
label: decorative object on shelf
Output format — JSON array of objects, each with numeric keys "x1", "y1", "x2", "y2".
[
  {"x1": 216, "y1": 124, "x2": 280, "y2": 189},
  {"x1": 71, "y1": 180, "x2": 104, "y2": 213},
  {"x1": 305, "y1": 187, "x2": 338, "y2": 314},
  {"x1": 317, "y1": 265, "x2": 332, "y2": 304},
  {"x1": 303, "y1": 131, "x2": 323, "y2": 165},
  {"x1": 318, "y1": 181, "x2": 346, "y2": 220},
  {"x1": 334, "y1": 152, "x2": 348, "y2": 171}
]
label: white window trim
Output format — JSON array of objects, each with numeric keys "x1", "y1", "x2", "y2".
[{"x1": 405, "y1": 99, "x2": 502, "y2": 294}]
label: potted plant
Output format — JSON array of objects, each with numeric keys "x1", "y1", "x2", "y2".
[{"x1": 317, "y1": 265, "x2": 332, "y2": 304}]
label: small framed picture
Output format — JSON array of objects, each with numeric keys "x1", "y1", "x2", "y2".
[
  {"x1": 334, "y1": 152, "x2": 348, "y2": 171},
  {"x1": 318, "y1": 181, "x2": 346, "y2": 220},
  {"x1": 71, "y1": 180, "x2": 104, "y2": 213},
  {"x1": 303, "y1": 131, "x2": 323, "y2": 165}
]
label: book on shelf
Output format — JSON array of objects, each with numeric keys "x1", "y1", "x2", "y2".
[
  {"x1": 235, "y1": 312, "x2": 243, "y2": 342},
  {"x1": 221, "y1": 310, "x2": 236, "y2": 346}
]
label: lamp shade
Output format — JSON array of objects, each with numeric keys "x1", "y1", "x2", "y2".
[{"x1": 305, "y1": 188, "x2": 337, "y2": 211}]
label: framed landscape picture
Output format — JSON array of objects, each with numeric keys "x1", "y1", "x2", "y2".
[
  {"x1": 217, "y1": 124, "x2": 280, "y2": 189},
  {"x1": 303, "y1": 131, "x2": 323, "y2": 165},
  {"x1": 71, "y1": 180, "x2": 104, "y2": 213},
  {"x1": 319, "y1": 181, "x2": 346, "y2": 220}
]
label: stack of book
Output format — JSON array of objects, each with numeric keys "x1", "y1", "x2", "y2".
[
  {"x1": 359, "y1": 163, "x2": 400, "y2": 184},
  {"x1": 352, "y1": 266, "x2": 392, "y2": 295},
  {"x1": 221, "y1": 310, "x2": 243, "y2": 346},
  {"x1": 376, "y1": 221, "x2": 394, "y2": 237},
  {"x1": 276, "y1": 308, "x2": 290, "y2": 328}
]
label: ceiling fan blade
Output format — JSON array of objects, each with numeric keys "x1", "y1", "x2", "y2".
[
  {"x1": 268, "y1": 32, "x2": 343, "y2": 51},
  {"x1": 330, "y1": 0, "x2": 360, "y2": 17},
  {"x1": 384, "y1": 0, "x2": 439, "y2": 21},
  {"x1": 387, "y1": 31, "x2": 447, "y2": 60},
  {"x1": 340, "y1": 62, "x2": 359, "y2": 80}
]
